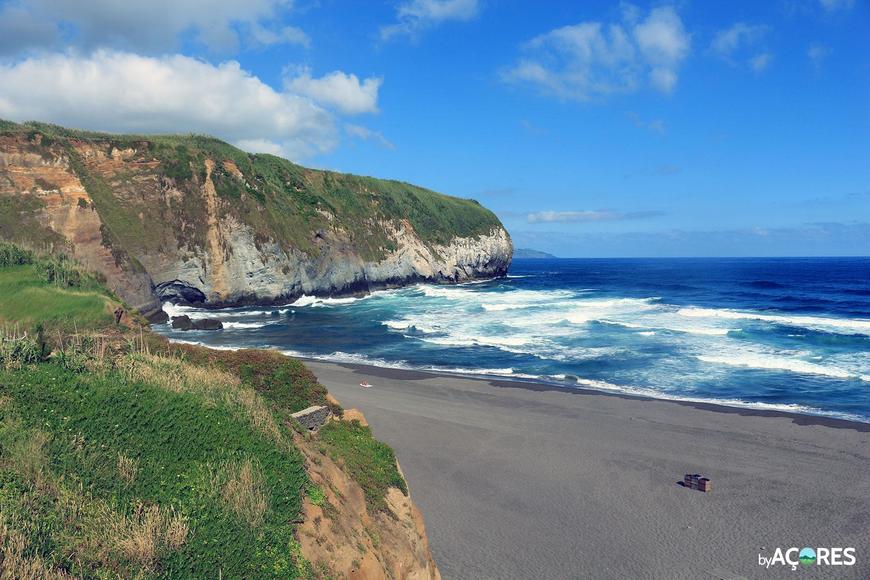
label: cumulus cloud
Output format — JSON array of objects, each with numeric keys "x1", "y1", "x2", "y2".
[
  {"x1": 345, "y1": 124, "x2": 395, "y2": 149},
  {"x1": 285, "y1": 68, "x2": 382, "y2": 115},
  {"x1": 527, "y1": 210, "x2": 663, "y2": 224},
  {"x1": 380, "y1": 0, "x2": 480, "y2": 41},
  {"x1": 0, "y1": 51, "x2": 339, "y2": 159},
  {"x1": 0, "y1": 0, "x2": 306, "y2": 56},
  {"x1": 501, "y1": 5, "x2": 690, "y2": 100}
]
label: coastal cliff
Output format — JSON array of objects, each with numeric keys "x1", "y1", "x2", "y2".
[{"x1": 0, "y1": 121, "x2": 512, "y2": 319}]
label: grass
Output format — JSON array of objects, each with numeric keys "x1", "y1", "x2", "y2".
[
  {"x1": 0, "y1": 243, "x2": 413, "y2": 577},
  {"x1": 0, "y1": 361, "x2": 309, "y2": 577},
  {"x1": 318, "y1": 420, "x2": 407, "y2": 513},
  {"x1": 166, "y1": 346, "x2": 337, "y2": 415},
  {"x1": 0, "y1": 265, "x2": 117, "y2": 329},
  {"x1": 0, "y1": 242, "x2": 120, "y2": 332}
]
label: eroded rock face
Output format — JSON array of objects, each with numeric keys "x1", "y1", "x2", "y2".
[
  {"x1": 0, "y1": 132, "x2": 513, "y2": 317},
  {"x1": 295, "y1": 410, "x2": 441, "y2": 580}
]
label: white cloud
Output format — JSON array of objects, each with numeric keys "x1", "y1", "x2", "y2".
[
  {"x1": 345, "y1": 124, "x2": 395, "y2": 150},
  {"x1": 527, "y1": 210, "x2": 663, "y2": 223},
  {"x1": 380, "y1": 0, "x2": 480, "y2": 41},
  {"x1": 501, "y1": 5, "x2": 690, "y2": 100},
  {"x1": 285, "y1": 68, "x2": 382, "y2": 115},
  {"x1": 711, "y1": 23, "x2": 772, "y2": 72},
  {"x1": 0, "y1": 0, "x2": 305, "y2": 55},
  {"x1": 234, "y1": 139, "x2": 286, "y2": 156},
  {"x1": 819, "y1": 0, "x2": 855, "y2": 11},
  {"x1": 249, "y1": 24, "x2": 310, "y2": 48},
  {"x1": 749, "y1": 52, "x2": 772, "y2": 72},
  {"x1": 0, "y1": 51, "x2": 340, "y2": 160},
  {"x1": 711, "y1": 23, "x2": 767, "y2": 58},
  {"x1": 807, "y1": 43, "x2": 833, "y2": 69}
]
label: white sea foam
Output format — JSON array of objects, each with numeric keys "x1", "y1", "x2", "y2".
[
  {"x1": 297, "y1": 351, "x2": 866, "y2": 421},
  {"x1": 678, "y1": 307, "x2": 870, "y2": 335},
  {"x1": 697, "y1": 352, "x2": 870, "y2": 382},
  {"x1": 222, "y1": 321, "x2": 269, "y2": 330},
  {"x1": 292, "y1": 295, "x2": 361, "y2": 307}
]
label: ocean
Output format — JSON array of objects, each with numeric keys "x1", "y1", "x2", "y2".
[{"x1": 156, "y1": 257, "x2": 870, "y2": 422}]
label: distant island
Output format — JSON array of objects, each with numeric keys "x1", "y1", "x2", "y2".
[{"x1": 513, "y1": 248, "x2": 557, "y2": 259}]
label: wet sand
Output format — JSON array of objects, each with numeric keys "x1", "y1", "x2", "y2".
[{"x1": 307, "y1": 361, "x2": 870, "y2": 579}]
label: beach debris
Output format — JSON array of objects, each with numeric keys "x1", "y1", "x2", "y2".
[
  {"x1": 359, "y1": 381, "x2": 372, "y2": 388},
  {"x1": 291, "y1": 405, "x2": 332, "y2": 430},
  {"x1": 683, "y1": 473, "x2": 712, "y2": 492}
]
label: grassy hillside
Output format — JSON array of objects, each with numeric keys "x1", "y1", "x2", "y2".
[
  {"x1": 0, "y1": 120, "x2": 503, "y2": 262},
  {"x1": 0, "y1": 245, "x2": 409, "y2": 578},
  {"x1": 0, "y1": 244, "x2": 120, "y2": 330}
]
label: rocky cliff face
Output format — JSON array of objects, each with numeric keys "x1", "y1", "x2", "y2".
[
  {"x1": 295, "y1": 403, "x2": 441, "y2": 579},
  {"x1": 0, "y1": 124, "x2": 512, "y2": 318}
]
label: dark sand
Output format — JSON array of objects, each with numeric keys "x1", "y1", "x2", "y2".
[{"x1": 307, "y1": 361, "x2": 870, "y2": 580}]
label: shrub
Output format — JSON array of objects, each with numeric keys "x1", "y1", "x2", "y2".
[
  {"x1": 0, "y1": 243, "x2": 33, "y2": 268},
  {"x1": 0, "y1": 331, "x2": 41, "y2": 369},
  {"x1": 34, "y1": 254, "x2": 85, "y2": 288}
]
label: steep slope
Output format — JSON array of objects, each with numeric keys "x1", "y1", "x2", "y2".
[
  {"x1": 0, "y1": 121, "x2": 512, "y2": 319},
  {"x1": 0, "y1": 243, "x2": 439, "y2": 578}
]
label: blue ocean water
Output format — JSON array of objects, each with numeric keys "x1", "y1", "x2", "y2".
[{"x1": 157, "y1": 258, "x2": 870, "y2": 422}]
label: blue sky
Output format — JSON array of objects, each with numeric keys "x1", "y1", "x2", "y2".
[{"x1": 0, "y1": 0, "x2": 867, "y2": 256}]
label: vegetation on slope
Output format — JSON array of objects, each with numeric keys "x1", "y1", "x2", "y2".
[
  {"x1": 0, "y1": 242, "x2": 119, "y2": 330},
  {"x1": 0, "y1": 244, "x2": 410, "y2": 578},
  {"x1": 318, "y1": 420, "x2": 408, "y2": 513},
  {"x1": 0, "y1": 120, "x2": 503, "y2": 262}
]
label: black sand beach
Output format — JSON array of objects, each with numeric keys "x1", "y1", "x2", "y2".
[{"x1": 308, "y1": 361, "x2": 870, "y2": 579}]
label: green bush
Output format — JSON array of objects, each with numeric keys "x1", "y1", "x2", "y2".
[
  {"x1": 0, "y1": 333, "x2": 41, "y2": 369},
  {"x1": 0, "y1": 242, "x2": 33, "y2": 267}
]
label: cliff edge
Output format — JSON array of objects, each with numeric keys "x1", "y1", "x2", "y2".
[{"x1": 0, "y1": 121, "x2": 512, "y2": 318}]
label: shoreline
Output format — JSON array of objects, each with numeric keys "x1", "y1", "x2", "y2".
[
  {"x1": 324, "y1": 360, "x2": 870, "y2": 431},
  {"x1": 306, "y1": 359, "x2": 870, "y2": 579},
  {"x1": 158, "y1": 331, "x2": 870, "y2": 427}
]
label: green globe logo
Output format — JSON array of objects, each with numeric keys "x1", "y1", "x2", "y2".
[{"x1": 799, "y1": 547, "x2": 816, "y2": 567}]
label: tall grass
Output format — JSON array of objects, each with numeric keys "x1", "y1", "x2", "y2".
[
  {"x1": 215, "y1": 458, "x2": 269, "y2": 528},
  {"x1": 0, "y1": 327, "x2": 41, "y2": 370}
]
